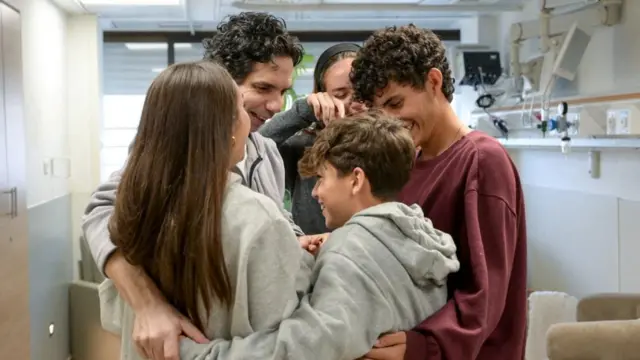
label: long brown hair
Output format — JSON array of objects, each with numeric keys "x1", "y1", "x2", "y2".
[{"x1": 109, "y1": 60, "x2": 237, "y2": 332}]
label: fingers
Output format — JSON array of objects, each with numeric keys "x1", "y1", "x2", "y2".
[
  {"x1": 308, "y1": 244, "x2": 317, "y2": 254},
  {"x1": 374, "y1": 331, "x2": 407, "y2": 347},
  {"x1": 298, "y1": 235, "x2": 312, "y2": 249},
  {"x1": 306, "y1": 93, "x2": 346, "y2": 126},
  {"x1": 133, "y1": 328, "x2": 153, "y2": 359},
  {"x1": 363, "y1": 347, "x2": 387, "y2": 360},
  {"x1": 134, "y1": 341, "x2": 151, "y2": 360},
  {"x1": 363, "y1": 345, "x2": 405, "y2": 360},
  {"x1": 307, "y1": 94, "x2": 322, "y2": 120},
  {"x1": 316, "y1": 93, "x2": 336, "y2": 125},
  {"x1": 180, "y1": 317, "x2": 209, "y2": 343},
  {"x1": 335, "y1": 98, "x2": 346, "y2": 120},
  {"x1": 149, "y1": 337, "x2": 164, "y2": 360},
  {"x1": 163, "y1": 338, "x2": 179, "y2": 360}
]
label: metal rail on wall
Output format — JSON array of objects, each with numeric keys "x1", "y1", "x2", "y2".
[
  {"x1": 103, "y1": 29, "x2": 461, "y2": 44},
  {"x1": 104, "y1": 29, "x2": 461, "y2": 65}
]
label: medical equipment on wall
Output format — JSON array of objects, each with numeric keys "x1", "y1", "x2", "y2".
[
  {"x1": 457, "y1": 51, "x2": 502, "y2": 89},
  {"x1": 451, "y1": 48, "x2": 512, "y2": 137}
]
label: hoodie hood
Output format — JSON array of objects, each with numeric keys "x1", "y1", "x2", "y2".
[{"x1": 346, "y1": 202, "x2": 459, "y2": 287}]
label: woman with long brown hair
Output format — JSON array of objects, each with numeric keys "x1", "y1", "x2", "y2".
[{"x1": 99, "y1": 60, "x2": 311, "y2": 360}]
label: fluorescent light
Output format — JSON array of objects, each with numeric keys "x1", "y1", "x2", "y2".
[
  {"x1": 125, "y1": 43, "x2": 191, "y2": 50},
  {"x1": 81, "y1": 0, "x2": 181, "y2": 6},
  {"x1": 151, "y1": 68, "x2": 165, "y2": 73}
]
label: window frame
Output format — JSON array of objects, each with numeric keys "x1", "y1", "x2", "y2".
[{"x1": 99, "y1": 30, "x2": 462, "y2": 181}]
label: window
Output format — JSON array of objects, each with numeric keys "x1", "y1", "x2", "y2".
[
  {"x1": 101, "y1": 42, "x2": 168, "y2": 182},
  {"x1": 174, "y1": 42, "x2": 205, "y2": 63}
]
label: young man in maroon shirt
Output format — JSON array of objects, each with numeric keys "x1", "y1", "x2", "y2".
[{"x1": 350, "y1": 25, "x2": 528, "y2": 360}]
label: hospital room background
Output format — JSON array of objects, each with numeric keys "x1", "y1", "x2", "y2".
[{"x1": 0, "y1": 0, "x2": 639, "y2": 359}]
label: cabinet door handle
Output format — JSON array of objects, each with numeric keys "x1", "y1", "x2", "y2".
[{"x1": 1, "y1": 187, "x2": 17, "y2": 218}]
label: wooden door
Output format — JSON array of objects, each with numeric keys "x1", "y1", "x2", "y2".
[{"x1": 0, "y1": 2, "x2": 30, "y2": 359}]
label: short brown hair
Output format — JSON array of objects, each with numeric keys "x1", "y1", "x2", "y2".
[{"x1": 298, "y1": 110, "x2": 415, "y2": 200}]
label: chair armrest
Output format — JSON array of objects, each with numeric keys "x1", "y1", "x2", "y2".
[
  {"x1": 547, "y1": 320, "x2": 640, "y2": 360},
  {"x1": 69, "y1": 281, "x2": 120, "y2": 360},
  {"x1": 578, "y1": 293, "x2": 640, "y2": 321}
]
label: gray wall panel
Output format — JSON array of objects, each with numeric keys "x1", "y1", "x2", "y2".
[{"x1": 28, "y1": 194, "x2": 73, "y2": 360}]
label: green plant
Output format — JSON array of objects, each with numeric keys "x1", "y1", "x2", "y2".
[{"x1": 283, "y1": 53, "x2": 315, "y2": 110}]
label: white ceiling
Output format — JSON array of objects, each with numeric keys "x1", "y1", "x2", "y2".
[{"x1": 52, "y1": 0, "x2": 526, "y2": 32}]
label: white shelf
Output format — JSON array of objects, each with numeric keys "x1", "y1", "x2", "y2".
[{"x1": 498, "y1": 137, "x2": 640, "y2": 150}]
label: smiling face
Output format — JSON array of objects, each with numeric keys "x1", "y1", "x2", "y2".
[
  {"x1": 238, "y1": 56, "x2": 294, "y2": 131},
  {"x1": 371, "y1": 69, "x2": 449, "y2": 149},
  {"x1": 321, "y1": 55, "x2": 365, "y2": 115},
  {"x1": 312, "y1": 162, "x2": 362, "y2": 230},
  {"x1": 323, "y1": 57, "x2": 363, "y2": 114}
]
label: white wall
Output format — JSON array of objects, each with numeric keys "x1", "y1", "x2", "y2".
[
  {"x1": 18, "y1": 0, "x2": 69, "y2": 207},
  {"x1": 66, "y1": 14, "x2": 102, "y2": 278},
  {"x1": 13, "y1": 0, "x2": 101, "y2": 278},
  {"x1": 484, "y1": 0, "x2": 640, "y2": 298}
]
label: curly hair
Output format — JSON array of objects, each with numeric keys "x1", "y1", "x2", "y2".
[
  {"x1": 298, "y1": 110, "x2": 415, "y2": 200},
  {"x1": 202, "y1": 12, "x2": 304, "y2": 83},
  {"x1": 350, "y1": 24, "x2": 455, "y2": 105}
]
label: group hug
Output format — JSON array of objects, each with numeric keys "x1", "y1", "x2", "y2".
[{"x1": 84, "y1": 11, "x2": 527, "y2": 360}]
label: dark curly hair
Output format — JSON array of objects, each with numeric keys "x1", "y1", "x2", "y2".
[
  {"x1": 350, "y1": 24, "x2": 455, "y2": 105},
  {"x1": 202, "y1": 12, "x2": 304, "y2": 83}
]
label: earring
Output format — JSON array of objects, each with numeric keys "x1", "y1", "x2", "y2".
[{"x1": 232, "y1": 136, "x2": 236, "y2": 146}]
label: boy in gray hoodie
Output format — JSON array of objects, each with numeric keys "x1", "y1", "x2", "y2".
[{"x1": 178, "y1": 110, "x2": 460, "y2": 360}]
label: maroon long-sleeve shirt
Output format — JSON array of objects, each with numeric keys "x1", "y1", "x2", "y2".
[{"x1": 398, "y1": 131, "x2": 527, "y2": 360}]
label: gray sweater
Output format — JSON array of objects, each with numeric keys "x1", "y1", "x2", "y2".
[
  {"x1": 98, "y1": 173, "x2": 315, "y2": 360},
  {"x1": 83, "y1": 131, "x2": 302, "y2": 275},
  {"x1": 258, "y1": 98, "x2": 328, "y2": 235},
  {"x1": 179, "y1": 202, "x2": 460, "y2": 360}
]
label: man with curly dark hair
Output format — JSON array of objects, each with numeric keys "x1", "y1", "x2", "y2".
[
  {"x1": 203, "y1": 11, "x2": 304, "y2": 131},
  {"x1": 350, "y1": 25, "x2": 527, "y2": 360},
  {"x1": 81, "y1": 12, "x2": 309, "y2": 360}
]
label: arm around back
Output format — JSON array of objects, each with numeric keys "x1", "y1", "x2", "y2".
[
  {"x1": 82, "y1": 169, "x2": 121, "y2": 275},
  {"x1": 179, "y1": 249, "x2": 395, "y2": 360}
]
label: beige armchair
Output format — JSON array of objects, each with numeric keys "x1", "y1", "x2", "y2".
[
  {"x1": 547, "y1": 293, "x2": 640, "y2": 360},
  {"x1": 69, "y1": 236, "x2": 120, "y2": 360}
]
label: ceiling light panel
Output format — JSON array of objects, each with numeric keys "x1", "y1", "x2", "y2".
[{"x1": 80, "y1": 0, "x2": 181, "y2": 6}]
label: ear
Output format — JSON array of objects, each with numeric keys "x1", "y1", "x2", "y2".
[
  {"x1": 350, "y1": 167, "x2": 367, "y2": 196},
  {"x1": 424, "y1": 68, "x2": 443, "y2": 95}
]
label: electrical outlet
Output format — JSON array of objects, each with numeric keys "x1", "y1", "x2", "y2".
[
  {"x1": 617, "y1": 109, "x2": 630, "y2": 135},
  {"x1": 568, "y1": 113, "x2": 580, "y2": 136},
  {"x1": 606, "y1": 110, "x2": 617, "y2": 135}
]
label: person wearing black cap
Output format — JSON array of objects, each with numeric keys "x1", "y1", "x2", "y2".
[{"x1": 259, "y1": 42, "x2": 364, "y2": 237}]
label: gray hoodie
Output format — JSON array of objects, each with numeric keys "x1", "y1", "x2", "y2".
[
  {"x1": 83, "y1": 131, "x2": 303, "y2": 275},
  {"x1": 259, "y1": 98, "x2": 327, "y2": 235},
  {"x1": 98, "y1": 173, "x2": 314, "y2": 360},
  {"x1": 178, "y1": 202, "x2": 460, "y2": 360}
]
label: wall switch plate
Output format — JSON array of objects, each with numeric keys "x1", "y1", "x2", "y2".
[
  {"x1": 51, "y1": 157, "x2": 71, "y2": 179},
  {"x1": 42, "y1": 158, "x2": 52, "y2": 176}
]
